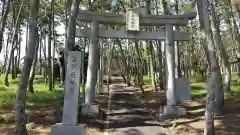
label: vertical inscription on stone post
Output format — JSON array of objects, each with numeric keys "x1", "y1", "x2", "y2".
[{"x1": 62, "y1": 51, "x2": 82, "y2": 126}]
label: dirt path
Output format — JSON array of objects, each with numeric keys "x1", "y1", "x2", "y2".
[{"x1": 104, "y1": 80, "x2": 167, "y2": 135}]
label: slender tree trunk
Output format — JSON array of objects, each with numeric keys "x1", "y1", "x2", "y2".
[
  {"x1": 43, "y1": 33, "x2": 48, "y2": 84},
  {"x1": 39, "y1": 34, "x2": 42, "y2": 75},
  {"x1": 15, "y1": 0, "x2": 39, "y2": 134},
  {"x1": 116, "y1": 39, "x2": 131, "y2": 85},
  {"x1": 28, "y1": 34, "x2": 39, "y2": 93},
  {"x1": 17, "y1": 32, "x2": 21, "y2": 69},
  {"x1": 149, "y1": 41, "x2": 158, "y2": 91},
  {"x1": 11, "y1": 34, "x2": 18, "y2": 79},
  {"x1": 51, "y1": 0, "x2": 55, "y2": 88},
  {"x1": 4, "y1": 0, "x2": 24, "y2": 86},
  {"x1": 157, "y1": 40, "x2": 164, "y2": 89},
  {"x1": 48, "y1": 10, "x2": 53, "y2": 91},
  {"x1": 25, "y1": 24, "x2": 28, "y2": 55},
  {"x1": 81, "y1": 38, "x2": 87, "y2": 95},
  {"x1": 2, "y1": 33, "x2": 10, "y2": 74},
  {"x1": 134, "y1": 40, "x2": 144, "y2": 93},
  {"x1": 64, "y1": 0, "x2": 81, "y2": 83},
  {"x1": 197, "y1": 0, "x2": 222, "y2": 134},
  {"x1": 64, "y1": 0, "x2": 81, "y2": 92},
  {"x1": 209, "y1": 0, "x2": 231, "y2": 92},
  {"x1": 0, "y1": 0, "x2": 10, "y2": 53}
]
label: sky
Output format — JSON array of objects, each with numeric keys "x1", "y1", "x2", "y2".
[{"x1": 0, "y1": 23, "x2": 65, "y2": 62}]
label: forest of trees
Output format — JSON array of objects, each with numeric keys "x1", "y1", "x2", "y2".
[{"x1": 1, "y1": 0, "x2": 240, "y2": 135}]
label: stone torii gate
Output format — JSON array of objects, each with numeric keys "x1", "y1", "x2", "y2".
[
  {"x1": 77, "y1": 8, "x2": 196, "y2": 110},
  {"x1": 51, "y1": 8, "x2": 196, "y2": 135}
]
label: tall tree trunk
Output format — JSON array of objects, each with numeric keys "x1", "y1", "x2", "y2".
[
  {"x1": 209, "y1": 0, "x2": 231, "y2": 92},
  {"x1": 197, "y1": 0, "x2": 222, "y2": 134},
  {"x1": 2, "y1": 33, "x2": 10, "y2": 74},
  {"x1": 116, "y1": 39, "x2": 131, "y2": 85},
  {"x1": 15, "y1": 0, "x2": 39, "y2": 134},
  {"x1": 47, "y1": 9, "x2": 53, "y2": 91},
  {"x1": 4, "y1": 0, "x2": 24, "y2": 86},
  {"x1": 64, "y1": 0, "x2": 81, "y2": 84},
  {"x1": 157, "y1": 40, "x2": 164, "y2": 89},
  {"x1": 149, "y1": 42, "x2": 158, "y2": 91},
  {"x1": 0, "y1": 0, "x2": 10, "y2": 53},
  {"x1": 39, "y1": 34, "x2": 42, "y2": 75},
  {"x1": 25, "y1": 24, "x2": 29, "y2": 55},
  {"x1": 28, "y1": 34, "x2": 39, "y2": 93},
  {"x1": 51, "y1": 0, "x2": 55, "y2": 88},
  {"x1": 43, "y1": 33, "x2": 48, "y2": 84},
  {"x1": 17, "y1": 32, "x2": 21, "y2": 69},
  {"x1": 134, "y1": 40, "x2": 144, "y2": 93},
  {"x1": 11, "y1": 34, "x2": 18, "y2": 79},
  {"x1": 227, "y1": 0, "x2": 240, "y2": 83}
]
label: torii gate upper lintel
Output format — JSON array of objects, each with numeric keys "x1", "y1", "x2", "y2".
[{"x1": 76, "y1": 9, "x2": 197, "y2": 26}]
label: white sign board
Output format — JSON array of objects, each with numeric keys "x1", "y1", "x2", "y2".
[{"x1": 126, "y1": 8, "x2": 140, "y2": 31}]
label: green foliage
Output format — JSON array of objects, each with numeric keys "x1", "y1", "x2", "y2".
[
  {"x1": 0, "y1": 75, "x2": 63, "y2": 108},
  {"x1": 181, "y1": 4, "x2": 195, "y2": 13},
  {"x1": 143, "y1": 74, "x2": 240, "y2": 102}
]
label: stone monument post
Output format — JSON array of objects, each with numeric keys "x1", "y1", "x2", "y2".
[{"x1": 51, "y1": 51, "x2": 86, "y2": 135}]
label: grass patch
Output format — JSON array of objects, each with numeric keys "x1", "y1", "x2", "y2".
[
  {"x1": 142, "y1": 74, "x2": 240, "y2": 101},
  {"x1": 0, "y1": 75, "x2": 63, "y2": 108},
  {"x1": 143, "y1": 76, "x2": 152, "y2": 84},
  {"x1": 0, "y1": 74, "x2": 88, "y2": 109}
]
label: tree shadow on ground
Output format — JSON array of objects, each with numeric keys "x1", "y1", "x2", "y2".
[
  {"x1": 84, "y1": 83, "x2": 167, "y2": 133},
  {"x1": 214, "y1": 99, "x2": 240, "y2": 135}
]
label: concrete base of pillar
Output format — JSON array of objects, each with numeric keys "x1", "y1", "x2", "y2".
[
  {"x1": 51, "y1": 123, "x2": 86, "y2": 135},
  {"x1": 81, "y1": 103, "x2": 100, "y2": 114},
  {"x1": 159, "y1": 105, "x2": 186, "y2": 120}
]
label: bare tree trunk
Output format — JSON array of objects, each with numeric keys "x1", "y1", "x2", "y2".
[
  {"x1": 64, "y1": 0, "x2": 81, "y2": 86},
  {"x1": 81, "y1": 38, "x2": 87, "y2": 95},
  {"x1": 28, "y1": 34, "x2": 39, "y2": 93},
  {"x1": 43, "y1": 33, "x2": 48, "y2": 84},
  {"x1": 157, "y1": 40, "x2": 164, "y2": 89},
  {"x1": 209, "y1": 0, "x2": 231, "y2": 92},
  {"x1": 15, "y1": 0, "x2": 39, "y2": 134},
  {"x1": 17, "y1": 32, "x2": 21, "y2": 69},
  {"x1": 51, "y1": 0, "x2": 55, "y2": 88},
  {"x1": 11, "y1": 34, "x2": 18, "y2": 79},
  {"x1": 25, "y1": 24, "x2": 29, "y2": 55},
  {"x1": 39, "y1": 34, "x2": 42, "y2": 75},
  {"x1": 149, "y1": 41, "x2": 158, "y2": 91},
  {"x1": 116, "y1": 39, "x2": 131, "y2": 85},
  {"x1": 0, "y1": 0, "x2": 10, "y2": 53},
  {"x1": 1, "y1": 33, "x2": 10, "y2": 75},
  {"x1": 134, "y1": 40, "x2": 144, "y2": 93},
  {"x1": 47, "y1": 8, "x2": 53, "y2": 91},
  {"x1": 4, "y1": 0, "x2": 24, "y2": 86},
  {"x1": 197, "y1": 0, "x2": 222, "y2": 134}
]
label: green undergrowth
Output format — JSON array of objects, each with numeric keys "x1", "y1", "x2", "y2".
[
  {"x1": 143, "y1": 73, "x2": 240, "y2": 102},
  {"x1": 0, "y1": 75, "x2": 86, "y2": 109}
]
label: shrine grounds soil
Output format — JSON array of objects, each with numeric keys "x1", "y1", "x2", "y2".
[{"x1": 0, "y1": 75, "x2": 240, "y2": 135}]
